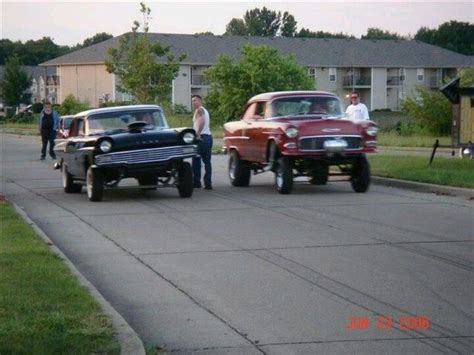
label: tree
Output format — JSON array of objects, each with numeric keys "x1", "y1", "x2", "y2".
[
  {"x1": 0, "y1": 55, "x2": 31, "y2": 107},
  {"x1": 225, "y1": 18, "x2": 248, "y2": 36},
  {"x1": 243, "y1": 7, "x2": 281, "y2": 36},
  {"x1": 206, "y1": 44, "x2": 314, "y2": 123},
  {"x1": 415, "y1": 21, "x2": 474, "y2": 55},
  {"x1": 105, "y1": 2, "x2": 186, "y2": 104},
  {"x1": 280, "y1": 12, "x2": 297, "y2": 37},
  {"x1": 297, "y1": 28, "x2": 355, "y2": 39},
  {"x1": 459, "y1": 67, "x2": 474, "y2": 87},
  {"x1": 195, "y1": 32, "x2": 214, "y2": 36},
  {"x1": 58, "y1": 94, "x2": 90, "y2": 115},
  {"x1": 402, "y1": 86, "x2": 451, "y2": 136},
  {"x1": 82, "y1": 32, "x2": 113, "y2": 48},
  {"x1": 362, "y1": 27, "x2": 405, "y2": 40}
]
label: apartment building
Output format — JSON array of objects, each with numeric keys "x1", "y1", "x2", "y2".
[{"x1": 41, "y1": 33, "x2": 472, "y2": 111}]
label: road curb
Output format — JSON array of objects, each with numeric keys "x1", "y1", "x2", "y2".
[
  {"x1": 372, "y1": 176, "x2": 474, "y2": 199},
  {"x1": 12, "y1": 203, "x2": 146, "y2": 355}
]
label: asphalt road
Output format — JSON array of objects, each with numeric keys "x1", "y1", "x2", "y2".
[{"x1": 1, "y1": 133, "x2": 473, "y2": 354}]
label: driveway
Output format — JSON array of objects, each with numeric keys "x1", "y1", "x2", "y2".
[{"x1": 1, "y1": 133, "x2": 473, "y2": 354}]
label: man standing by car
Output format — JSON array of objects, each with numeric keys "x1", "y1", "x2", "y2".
[
  {"x1": 191, "y1": 95, "x2": 213, "y2": 189},
  {"x1": 38, "y1": 101, "x2": 59, "y2": 160},
  {"x1": 345, "y1": 92, "x2": 370, "y2": 120}
]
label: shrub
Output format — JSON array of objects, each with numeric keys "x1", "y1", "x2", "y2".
[
  {"x1": 58, "y1": 95, "x2": 90, "y2": 115},
  {"x1": 401, "y1": 86, "x2": 451, "y2": 136},
  {"x1": 6, "y1": 112, "x2": 36, "y2": 124},
  {"x1": 31, "y1": 103, "x2": 44, "y2": 114},
  {"x1": 206, "y1": 44, "x2": 314, "y2": 124}
]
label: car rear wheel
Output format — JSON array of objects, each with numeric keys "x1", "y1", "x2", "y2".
[
  {"x1": 62, "y1": 163, "x2": 82, "y2": 193},
  {"x1": 351, "y1": 155, "x2": 370, "y2": 193},
  {"x1": 177, "y1": 162, "x2": 193, "y2": 198},
  {"x1": 138, "y1": 175, "x2": 158, "y2": 191},
  {"x1": 275, "y1": 156, "x2": 293, "y2": 194},
  {"x1": 309, "y1": 164, "x2": 329, "y2": 185},
  {"x1": 86, "y1": 167, "x2": 104, "y2": 202},
  {"x1": 228, "y1": 150, "x2": 251, "y2": 187}
]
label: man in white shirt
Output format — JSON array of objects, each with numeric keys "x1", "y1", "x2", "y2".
[
  {"x1": 191, "y1": 95, "x2": 213, "y2": 190},
  {"x1": 345, "y1": 92, "x2": 370, "y2": 120}
]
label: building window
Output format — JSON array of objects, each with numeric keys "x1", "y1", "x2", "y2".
[
  {"x1": 399, "y1": 68, "x2": 406, "y2": 82},
  {"x1": 329, "y1": 68, "x2": 336, "y2": 82},
  {"x1": 308, "y1": 67, "x2": 316, "y2": 80},
  {"x1": 417, "y1": 69, "x2": 424, "y2": 82}
]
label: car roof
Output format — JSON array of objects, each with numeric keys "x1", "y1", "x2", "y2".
[
  {"x1": 74, "y1": 104, "x2": 163, "y2": 118},
  {"x1": 249, "y1": 91, "x2": 338, "y2": 103}
]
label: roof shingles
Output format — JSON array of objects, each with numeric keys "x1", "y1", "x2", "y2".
[{"x1": 40, "y1": 33, "x2": 473, "y2": 68}]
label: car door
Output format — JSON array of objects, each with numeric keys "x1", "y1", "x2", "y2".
[
  {"x1": 245, "y1": 101, "x2": 267, "y2": 161},
  {"x1": 64, "y1": 118, "x2": 85, "y2": 176}
]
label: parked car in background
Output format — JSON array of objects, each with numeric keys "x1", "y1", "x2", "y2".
[
  {"x1": 54, "y1": 105, "x2": 197, "y2": 201},
  {"x1": 223, "y1": 91, "x2": 378, "y2": 194},
  {"x1": 57, "y1": 115, "x2": 74, "y2": 138}
]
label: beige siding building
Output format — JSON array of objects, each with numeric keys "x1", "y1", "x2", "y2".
[{"x1": 41, "y1": 33, "x2": 473, "y2": 111}]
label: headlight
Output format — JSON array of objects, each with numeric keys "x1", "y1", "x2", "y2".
[
  {"x1": 366, "y1": 126, "x2": 378, "y2": 136},
  {"x1": 285, "y1": 127, "x2": 299, "y2": 138},
  {"x1": 99, "y1": 140, "x2": 112, "y2": 153},
  {"x1": 183, "y1": 132, "x2": 195, "y2": 144}
]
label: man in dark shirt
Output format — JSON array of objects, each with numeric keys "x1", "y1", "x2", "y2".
[{"x1": 38, "y1": 101, "x2": 59, "y2": 160}]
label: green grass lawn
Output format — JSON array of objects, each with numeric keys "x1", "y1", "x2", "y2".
[
  {"x1": 377, "y1": 132, "x2": 451, "y2": 148},
  {"x1": 368, "y1": 155, "x2": 474, "y2": 189},
  {"x1": 0, "y1": 201, "x2": 120, "y2": 354}
]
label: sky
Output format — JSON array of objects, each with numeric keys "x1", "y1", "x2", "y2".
[{"x1": 1, "y1": 1, "x2": 473, "y2": 45}]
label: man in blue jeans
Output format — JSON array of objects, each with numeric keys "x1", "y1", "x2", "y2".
[
  {"x1": 38, "y1": 101, "x2": 59, "y2": 160},
  {"x1": 191, "y1": 95, "x2": 213, "y2": 190}
]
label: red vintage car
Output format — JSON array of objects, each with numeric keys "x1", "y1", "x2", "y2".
[{"x1": 223, "y1": 91, "x2": 378, "y2": 194}]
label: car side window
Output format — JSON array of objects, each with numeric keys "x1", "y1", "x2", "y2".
[
  {"x1": 255, "y1": 102, "x2": 266, "y2": 119},
  {"x1": 69, "y1": 118, "x2": 84, "y2": 137},
  {"x1": 242, "y1": 103, "x2": 256, "y2": 120}
]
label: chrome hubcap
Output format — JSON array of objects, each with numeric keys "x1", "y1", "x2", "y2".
[
  {"x1": 86, "y1": 169, "x2": 92, "y2": 198},
  {"x1": 62, "y1": 165, "x2": 67, "y2": 188},
  {"x1": 276, "y1": 167, "x2": 283, "y2": 188},
  {"x1": 229, "y1": 157, "x2": 236, "y2": 180}
]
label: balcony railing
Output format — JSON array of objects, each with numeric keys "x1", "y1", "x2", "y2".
[
  {"x1": 387, "y1": 76, "x2": 402, "y2": 86},
  {"x1": 191, "y1": 75, "x2": 210, "y2": 87},
  {"x1": 343, "y1": 76, "x2": 371, "y2": 87}
]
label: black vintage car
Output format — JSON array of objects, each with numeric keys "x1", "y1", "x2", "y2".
[{"x1": 54, "y1": 105, "x2": 197, "y2": 201}]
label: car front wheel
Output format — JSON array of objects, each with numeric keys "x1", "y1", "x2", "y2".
[
  {"x1": 62, "y1": 163, "x2": 82, "y2": 193},
  {"x1": 275, "y1": 156, "x2": 293, "y2": 194},
  {"x1": 86, "y1": 167, "x2": 104, "y2": 202},
  {"x1": 351, "y1": 155, "x2": 370, "y2": 193},
  {"x1": 228, "y1": 150, "x2": 251, "y2": 187},
  {"x1": 177, "y1": 162, "x2": 193, "y2": 198}
]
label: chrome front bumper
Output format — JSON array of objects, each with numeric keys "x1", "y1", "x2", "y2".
[{"x1": 95, "y1": 145, "x2": 197, "y2": 166}]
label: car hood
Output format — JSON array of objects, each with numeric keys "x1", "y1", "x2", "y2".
[{"x1": 101, "y1": 128, "x2": 186, "y2": 152}]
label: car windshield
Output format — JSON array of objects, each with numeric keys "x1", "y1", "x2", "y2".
[
  {"x1": 270, "y1": 96, "x2": 344, "y2": 118},
  {"x1": 87, "y1": 109, "x2": 168, "y2": 135}
]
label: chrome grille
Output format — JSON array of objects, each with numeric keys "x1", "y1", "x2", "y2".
[
  {"x1": 299, "y1": 136, "x2": 362, "y2": 151},
  {"x1": 95, "y1": 145, "x2": 197, "y2": 166}
]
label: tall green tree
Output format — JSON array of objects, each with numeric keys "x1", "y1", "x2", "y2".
[
  {"x1": 362, "y1": 27, "x2": 405, "y2": 40},
  {"x1": 243, "y1": 7, "x2": 281, "y2": 36},
  {"x1": 206, "y1": 44, "x2": 314, "y2": 123},
  {"x1": 225, "y1": 18, "x2": 248, "y2": 36},
  {"x1": 81, "y1": 32, "x2": 113, "y2": 48},
  {"x1": 105, "y1": 2, "x2": 185, "y2": 103},
  {"x1": 296, "y1": 28, "x2": 354, "y2": 39},
  {"x1": 415, "y1": 21, "x2": 474, "y2": 55},
  {"x1": 0, "y1": 55, "x2": 31, "y2": 107},
  {"x1": 280, "y1": 12, "x2": 297, "y2": 37}
]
